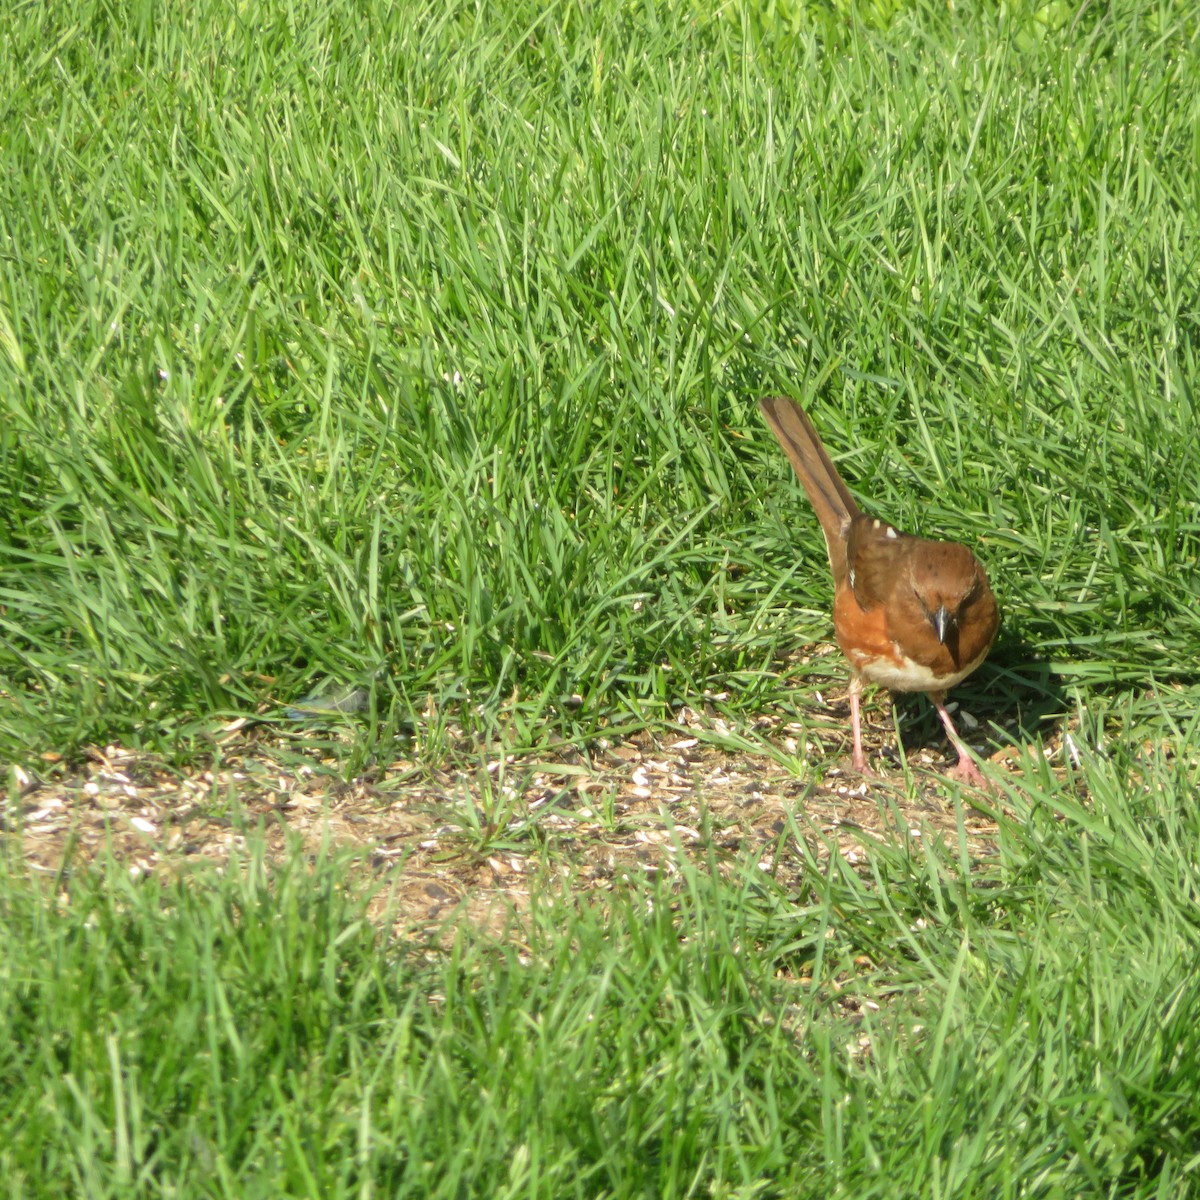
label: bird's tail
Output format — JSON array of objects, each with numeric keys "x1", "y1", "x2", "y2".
[{"x1": 758, "y1": 396, "x2": 862, "y2": 583}]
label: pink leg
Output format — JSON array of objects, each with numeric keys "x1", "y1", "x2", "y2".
[
  {"x1": 932, "y1": 693, "x2": 987, "y2": 787},
  {"x1": 849, "y1": 675, "x2": 868, "y2": 773}
]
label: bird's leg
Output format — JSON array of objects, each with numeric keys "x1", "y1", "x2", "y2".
[
  {"x1": 931, "y1": 693, "x2": 987, "y2": 787},
  {"x1": 848, "y1": 674, "x2": 868, "y2": 773}
]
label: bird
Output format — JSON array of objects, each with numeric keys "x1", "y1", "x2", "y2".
[{"x1": 758, "y1": 396, "x2": 999, "y2": 785}]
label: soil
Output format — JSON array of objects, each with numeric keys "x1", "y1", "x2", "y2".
[{"x1": 5, "y1": 668, "x2": 1055, "y2": 936}]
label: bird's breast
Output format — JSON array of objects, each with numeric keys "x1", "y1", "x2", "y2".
[{"x1": 832, "y1": 580, "x2": 991, "y2": 694}]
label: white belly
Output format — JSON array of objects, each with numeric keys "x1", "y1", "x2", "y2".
[{"x1": 855, "y1": 646, "x2": 987, "y2": 694}]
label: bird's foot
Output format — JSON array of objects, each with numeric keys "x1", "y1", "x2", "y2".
[
  {"x1": 850, "y1": 750, "x2": 876, "y2": 777},
  {"x1": 947, "y1": 755, "x2": 989, "y2": 789}
]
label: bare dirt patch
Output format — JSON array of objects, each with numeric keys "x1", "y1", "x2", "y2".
[{"x1": 5, "y1": 676, "x2": 1052, "y2": 934}]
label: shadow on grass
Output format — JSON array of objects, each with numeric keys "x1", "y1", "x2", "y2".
[{"x1": 889, "y1": 625, "x2": 1068, "y2": 762}]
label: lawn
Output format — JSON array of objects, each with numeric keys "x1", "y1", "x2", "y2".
[{"x1": 3, "y1": 0, "x2": 1200, "y2": 1195}]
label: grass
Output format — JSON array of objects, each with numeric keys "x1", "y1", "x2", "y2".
[
  {"x1": 4, "y1": 762, "x2": 1200, "y2": 1197},
  {"x1": 3, "y1": 0, "x2": 1198, "y2": 762},
  {"x1": 3, "y1": 0, "x2": 1200, "y2": 1194}
]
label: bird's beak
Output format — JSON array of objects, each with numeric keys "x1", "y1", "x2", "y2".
[{"x1": 933, "y1": 606, "x2": 952, "y2": 644}]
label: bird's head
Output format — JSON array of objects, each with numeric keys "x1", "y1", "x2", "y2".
[{"x1": 909, "y1": 542, "x2": 988, "y2": 657}]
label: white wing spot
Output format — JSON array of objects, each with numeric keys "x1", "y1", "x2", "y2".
[
  {"x1": 885, "y1": 526, "x2": 899, "y2": 539},
  {"x1": 848, "y1": 567, "x2": 857, "y2": 589},
  {"x1": 872, "y1": 519, "x2": 881, "y2": 529}
]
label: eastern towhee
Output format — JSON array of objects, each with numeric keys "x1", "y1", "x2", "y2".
[{"x1": 759, "y1": 396, "x2": 999, "y2": 785}]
